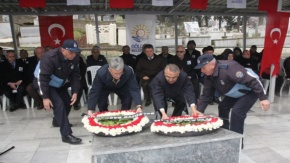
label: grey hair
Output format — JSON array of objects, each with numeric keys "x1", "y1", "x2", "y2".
[
  {"x1": 34, "y1": 47, "x2": 44, "y2": 55},
  {"x1": 109, "y1": 57, "x2": 124, "y2": 70},
  {"x1": 210, "y1": 58, "x2": 216, "y2": 63},
  {"x1": 165, "y1": 64, "x2": 180, "y2": 73}
]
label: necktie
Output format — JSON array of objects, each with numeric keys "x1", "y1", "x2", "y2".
[{"x1": 11, "y1": 62, "x2": 15, "y2": 69}]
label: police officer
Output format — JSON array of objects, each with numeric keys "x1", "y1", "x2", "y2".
[
  {"x1": 150, "y1": 64, "x2": 203, "y2": 119},
  {"x1": 34, "y1": 39, "x2": 82, "y2": 144},
  {"x1": 195, "y1": 54, "x2": 270, "y2": 136},
  {"x1": 87, "y1": 57, "x2": 142, "y2": 116}
]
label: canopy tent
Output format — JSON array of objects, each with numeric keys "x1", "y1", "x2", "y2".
[{"x1": 0, "y1": 0, "x2": 289, "y2": 16}]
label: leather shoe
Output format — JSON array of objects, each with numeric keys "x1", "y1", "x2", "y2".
[
  {"x1": 9, "y1": 105, "x2": 18, "y2": 112},
  {"x1": 37, "y1": 104, "x2": 44, "y2": 110},
  {"x1": 145, "y1": 100, "x2": 151, "y2": 106},
  {"x1": 62, "y1": 135, "x2": 82, "y2": 144},
  {"x1": 74, "y1": 104, "x2": 80, "y2": 110}
]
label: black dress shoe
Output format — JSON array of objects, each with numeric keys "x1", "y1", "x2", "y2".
[
  {"x1": 9, "y1": 105, "x2": 18, "y2": 112},
  {"x1": 145, "y1": 100, "x2": 151, "y2": 106},
  {"x1": 62, "y1": 135, "x2": 82, "y2": 144},
  {"x1": 74, "y1": 104, "x2": 80, "y2": 110},
  {"x1": 37, "y1": 104, "x2": 44, "y2": 110}
]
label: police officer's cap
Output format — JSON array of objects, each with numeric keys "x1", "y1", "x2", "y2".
[
  {"x1": 62, "y1": 39, "x2": 81, "y2": 53},
  {"x1": 194, "y1": 54, "x2": 214, "y2": 69}
]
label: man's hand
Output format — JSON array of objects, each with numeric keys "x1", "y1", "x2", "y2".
[
  {"x1": 15, "y1": 80, "x2": 22, "y2": 86},
  {"x1": 88, "y1": 110, "x2": 94, "y2": 117},
  {"x1": 8, "y1": 82, "x2": 17, "y2": 90},
  {"x1": 191, "y1": 105, "x2": 204, "y2": 117},
  {"x1": 143, "y1": 76, "x2": 149, "y2": 80},
  {"x1": 160, "y1": 110, "x2": 168, "y2": 119},
  {"x1": 136, "y1": 106, "x2": 142, "y2": 113},
  {"x1": 260, "y1": 100, "x2": 270, "y2": 111},
  {"x1": 70, "y1": 93, "x2": 77, "y2": 105},
  {"x1": 43, "y1": 98, "x2": 53, "y2": 111}
]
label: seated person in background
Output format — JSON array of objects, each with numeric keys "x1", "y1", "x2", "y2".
[
  {"x1": 150, "y1": 64, "x2": 203, "y2": 119},
  {"x1": 250, "y1": 45, "x2": 262, "y2": 62},
  {"x1": 220, "y1": 49, "x2": 234, "y2": 60},
  {"x1": 284, "y1": 56, "x2": 290, "y2": 78},
  {"x1": 44, "y1": 45, "x2": 53, "y2": 52},
  {"x1": 185, "y1": 40, "x2": 201, "y2": 62},
  {"x1": 158, "y1": 46, "x2": 173, "y2": 65},
  {"x1": 86, "y1": 45, "x2": 108, "y2": 67},
  {"x1": 2, "y1": 50, "x2": 27, "y2": 112},
  {"x1": 17, "y1": 49, "x2": 30, "y2": 82},
  {"x1": 86, "y1": 46, "x2": 108, "y2": 84},
  {"x1": 225, "y1": 51, "x2": 236, "y2": 61},
  {"x1": 73, "y1": 53, "x2": 88, "y2": 110},
  {"x1": 26, "y1": 47, "x2": 44, "y2": 110},
  {"x1": 170, "y1": 45, "x2": 200, "y2": 101},
  {"x1": 0, "y1": 47, "x2": 6, "y2": 63},
  {"x1": 136, "y1": 44, "x2": 165, "y2": 106},
  {"x1": 120, "y1": 45, "x2": 137, "y2": 71},
  {"x1": 87, "y1": 57, "x2": 142, "y2": 116},
  {"x1": 236, "y1": 50, "x2": 259, "y2": 74},
  {"x1": 233, "y1": 47, "x2": 243, "y2": 58},
  {"x1": 261, "y1": 67, "x2": 283, "y2": 96}
]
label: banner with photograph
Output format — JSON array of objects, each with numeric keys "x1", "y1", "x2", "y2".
[{"x1": 125, "y1": 15, "x2": 156, "y2": 55}]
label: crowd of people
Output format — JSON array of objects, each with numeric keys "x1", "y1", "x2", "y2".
[{"x1": 0, "y1": 39, "x2": 289, "y2": 145}]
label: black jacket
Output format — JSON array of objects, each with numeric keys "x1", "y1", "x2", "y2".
[
  {"x1": 120, "y1": 53, "x2": 138, "y2": 71},
  {"x1": 86, "y1": 55, "x2": 108, "y2": 67},
  {"x1": 169, "y1": 55, "x2": 198, "y2": 79},
  {"x1": 150, "y1": 70, "x2": 196, "y2": 111},
  {"x1": 1, "y1": 59, "x2": 26, "y2": 85},
  {"x1": 88, "y1": 64, "x2": 141, "y2": 111},
  {"x1": 35, "y1": 48, "x2": 80, "y2": 99}
]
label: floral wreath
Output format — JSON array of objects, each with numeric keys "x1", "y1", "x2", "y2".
[
  {"x1": 82, "y1": 110, "x2": 150, "y2": 136},
  {"x1": 151, "y1": 115, "x2": 223, "y2": 134}
]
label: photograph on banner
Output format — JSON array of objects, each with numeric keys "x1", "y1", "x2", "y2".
[
  {"x1": 227, "y1": 0, "x2": 247, "y2": 9},
  {"x1": 125, "y1": 15, "x2": 156, "y2": 55}
]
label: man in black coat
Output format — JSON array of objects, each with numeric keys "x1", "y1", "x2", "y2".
[
  {"x1": 120, "y1": 45, "x2": 137, "y2": 71},
  {"x1": 158, "y1": 46, "x2": 173, "y2": 65},
  {"x1": 26, "y1": 47, "x2": 44, "y2": 110},
  {"x1": 150, "y1": 64, "x2": 203, "y2": 119},
  {"x1": 86, "y1": 46, "x2": 108, "y2": 67},
  {"x1": 87, "y1": 57, "x2": 142, "y2": 116},
  {"x1": 2, "y1": 50, "x2": 27, "y2": 112}
]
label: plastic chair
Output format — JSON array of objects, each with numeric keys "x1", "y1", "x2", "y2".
[
  {"x1": 86, "y1": 66, "x2": 112, "y2": 105},
  {"x1": 279, "y1": 67, "x2": 290, "y2": 96},
  {"x1": 1, "y1": 95, "x2": 30, "y2": 111}
]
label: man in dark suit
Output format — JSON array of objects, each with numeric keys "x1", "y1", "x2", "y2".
[
  {"x1": 86, "y1": 46, "x2": 108, "y2": 67},
  {"x1": 120, "y1": 45, "x2": 137, "y2": 71},
  {"x1": 158, "y1": 46, "x2": 173, "y2": 65},
  {"x1": 26, "y1": 47, "x2": 44, "y2": 110},
  {"x1": 2, "y1": 50, "x2": 27, "y2": 112},
  {"x1": 150, "y1": 64, "x2": 203, "y2": 119},
  {"x1": 136, "y1": 44, "x2": 165, "y2": 106},
  {"x1": 87, "y1": 57, "x2": 142, "y2": 116}
]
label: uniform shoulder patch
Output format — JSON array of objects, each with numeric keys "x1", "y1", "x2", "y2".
[{"x1": 235, "y1": 71, "x2": 243, "y2": 78}]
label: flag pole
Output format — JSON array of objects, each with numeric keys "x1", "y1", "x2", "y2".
[{"x1": 269, "y1": 64, "x2": 276, "y2": 102}]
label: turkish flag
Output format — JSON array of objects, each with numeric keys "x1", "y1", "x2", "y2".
[
  {"x1": 110, "y1": 0, "x2": 134, "y2": 8},
  {"x1": 190, "y1": 0, "x2": 208, "y2": 10},
  {"x1": 19, "y1": 0, "x2": 46, "y2": 8},
  {"x1": 260, "y1": 12, "x2": 290, "y2": 76},
  {"x1": 258, "y1": 0, "x2": 279, "y2": 12},
  {"x1": 38, "y1": 16, "x2": 74, "y2": 48}
]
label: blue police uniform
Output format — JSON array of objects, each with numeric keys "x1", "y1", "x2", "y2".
[
  {"x1": 197, "y1": 59, "x2": 267, "y2": 135},
  {"x1": 88, "y1": 64, "x2": 142, "y2": 111},
  {"x1": 34, "y1": 47, "x2": 80, "y2": 137}
]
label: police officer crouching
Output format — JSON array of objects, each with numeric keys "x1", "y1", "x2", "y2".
[
  {"x1": 195, "y1": 54, "x2": 270, "y2": 142},
  {"x1": 34, "y1": 39, "x2": 82, "y2": 144}
]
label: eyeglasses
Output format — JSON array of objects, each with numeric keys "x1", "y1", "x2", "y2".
[{"x1": 176, "y1": 51, "x2": 184, "y2": 53}]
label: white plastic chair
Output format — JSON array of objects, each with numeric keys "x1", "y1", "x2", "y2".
[
  {"x1": 86, "y1": 66, "x2": 112, "y2": 105},
  {"x1": 1, "y1": 95, "x2": 30, "y2": 111},
  {"x1": 279, "y1": 67, "x2": 290, "y2": 96}
]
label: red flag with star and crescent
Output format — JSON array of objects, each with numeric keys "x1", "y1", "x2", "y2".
[
  {"x1": 38, "y1": 16, "x2": 74, "y2": 48},
  {"x1": 260, "y1": 12, "x2": 289, "y2": 76}
]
